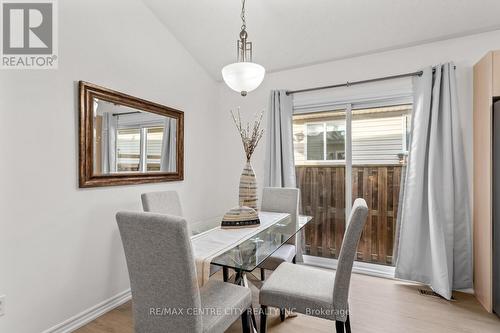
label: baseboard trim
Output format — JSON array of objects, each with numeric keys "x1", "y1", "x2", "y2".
[
  {"x1": 457, "y1": 288, "x2": 474, "y2": 295},
  {"x1": 303, "y1": 256, "x2": 476, "y2": 295},
  {"x1": 303, "y1": 255, "x2": 396, "y2": 279},
  {"x1": 43, "y1": 289, "x2": 131, "y2": 333}
]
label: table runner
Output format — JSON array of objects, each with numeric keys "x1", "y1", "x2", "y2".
[{"x1": 191, "y1": 211, "x2": 289, "y2": 286}]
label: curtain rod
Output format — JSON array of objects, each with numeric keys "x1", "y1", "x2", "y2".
[
  {"x1": 286, "y1": 70, "x2": 423, "y2": 95},
  {"x1": 285, "y1": 65, "x2": 455, "y2": 96},
  {"x1": 112, "y1": 111, "x2": 141, "y2": 116}
]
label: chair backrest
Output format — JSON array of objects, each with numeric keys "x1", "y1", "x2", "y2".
[
  {"x1": 141, "y1": 191, "x2": 183, "y2": 216},
  {"x1": 116, "y1": 211, "x2": 202, "y2": 333},
  {"x1": 261, "y1": 187, "x2": 300, "y2": 245},
  {"x1": 332, "y1": 199, "x2": 368, "y2": 317}
]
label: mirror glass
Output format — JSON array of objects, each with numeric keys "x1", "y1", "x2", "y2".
[{"x1": 92, "y1": 98, "x2": 177, "y2": 175}]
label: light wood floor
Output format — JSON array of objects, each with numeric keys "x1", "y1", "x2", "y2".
[{"x1": 76, "y1": 270, "x2": 500, "y2": 333}]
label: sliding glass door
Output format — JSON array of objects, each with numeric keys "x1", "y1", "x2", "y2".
[
  {"x1": 294, "y1": 109, "x2": 346, "y2": 258},
  {"x1": 293, "y1": 102, "x2": 411, "y2": 268},
  {"x1": 350, "y1": 105, "x2": 411, "y2": 266}
]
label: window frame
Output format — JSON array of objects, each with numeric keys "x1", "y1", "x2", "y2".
[
  {"x1": 294, "y1": 101, "x2": 413, "y2": 219},
  {"x1": 293, "y1": 89, "x2": 413, "y2": 274},
  {"x1": 115, "y1": 123, "x2": 164, "y2": 173},
  {"x1": 116, "y1": 127, "x2": 142, "y2": 172},
  {"x1": 144, "y1": 126, "x2": 165, "y2": 172},
  {"x1": 304, "y1": 120, "x2": 346, "y2": 164}
]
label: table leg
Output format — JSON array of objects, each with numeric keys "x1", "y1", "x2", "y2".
[
  {"x1": 232, "y1": 268, "x2": 257, "y2": 333},
  {"x1": 242, "y1": 274, "x2": 258, "y2": 329}
]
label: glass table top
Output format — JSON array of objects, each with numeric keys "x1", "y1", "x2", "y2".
[{"x1": 209, "y1": 214, "x2": 312, "y2": 272}]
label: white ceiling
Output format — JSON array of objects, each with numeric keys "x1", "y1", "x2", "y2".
[{"x1": 142, "y1": 0, "x2": 500, "y2": 80}]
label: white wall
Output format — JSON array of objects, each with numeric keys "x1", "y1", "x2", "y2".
[
  {"x1": 0, "y1": 1, "x2": 223, "y2": 332},
  {"x1": 217, "y1": 29, "x2": 500, "y2": 210}
]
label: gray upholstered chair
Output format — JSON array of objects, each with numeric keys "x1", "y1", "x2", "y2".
[
  {"x1": 141, "y1": 190, "x2": 182, "y2": 216},
  {"x1": 116, "y1": 211, "x2": 253, "y2": 333},
  {"x1": 259, "y1": 198, "x2": 369, "y2": 333},
  {"x1": 141, "y1": 190, "x2": 221, "y2": 276},
  {"x1": 258, "y1": 187, "x2": 300, "y2": 281}
]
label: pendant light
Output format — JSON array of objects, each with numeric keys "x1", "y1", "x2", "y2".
[{"x1": 222, "y1": 0, "x2": 265, "y2": 96}]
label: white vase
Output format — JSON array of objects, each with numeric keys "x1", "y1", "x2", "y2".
[{"x1": 239, "y1": 160, "x2": 258, "y2": 210}]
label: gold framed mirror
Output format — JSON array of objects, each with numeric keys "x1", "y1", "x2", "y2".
[{"x1": 78, "y1": 81, "x2": 184, "y2": 188}]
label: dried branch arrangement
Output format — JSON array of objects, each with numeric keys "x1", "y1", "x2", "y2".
[{"x1": 231, "y1": 108, "x2": 265, "y2": 161}]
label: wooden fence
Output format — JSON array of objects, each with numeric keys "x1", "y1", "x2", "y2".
[{"x1": 296, "y1": 165, "x2": 404, "y2": 266}]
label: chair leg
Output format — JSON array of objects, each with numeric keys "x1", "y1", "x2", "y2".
[
  {"x1": 280, "y1": 308, "x2": 286, "y2": 322},
  {"x1": 260, "y1": 305, "x2": 267, "y2": 333},
  {"x1": 234, "y1": 270, "x2": 243, "y2": 285},
  {"x1": 241, "y1": 308, "x2": 251, "y2": 333},
  {"x1": 223, "y1": 267, "x2": 229, "y2": 282},
  {"x1": 345, "y1": 314, "x2": 351, "y2": 333},
  {"x1": 335, "y1": 320, "x2": 345, "y2": 333},
  {"x1": 250, "y1": 309, "x2": 257, "y2": 330},
  {"x1": 260, "y1": 268, "x2": 265, "y2": 281}
]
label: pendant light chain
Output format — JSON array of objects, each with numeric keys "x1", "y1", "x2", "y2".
[
  {"x1": 240, "y1": 0, "x2": 246, "y2": 31},
  {"x1": 221, "y1": 0, "x2": 265, "y2": 96}
]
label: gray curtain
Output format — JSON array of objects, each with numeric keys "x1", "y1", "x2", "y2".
[
  {"x1": 160, "y1": 118, "x2": 177, "y2": 172},
  {"x1": 101, "y1": 110, "x2": 117, "y2": 174},
  {"x1": 394, "y1": 63, "x2": 472, "y2": 299},
  {"x1": 265, "y1": 90, "x2": 296, "y2": 187},
  {"x1": 265, "y1": 90, "x2": 305, "y2": 262}
]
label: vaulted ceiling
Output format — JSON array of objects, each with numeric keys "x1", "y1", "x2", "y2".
[{"x1": 142, "y1": 0, "x2": 500, "y2": 80}]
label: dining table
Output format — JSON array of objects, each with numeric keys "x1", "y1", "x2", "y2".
[{"x1": 190, "y1": 212, "x2": 313, "y2": 331}]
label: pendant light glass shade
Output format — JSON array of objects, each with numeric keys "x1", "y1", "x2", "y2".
[
  {"x1": 222, "y1": 62, "x2": 265, "y2": 96},
  {"x1": 222, "y1": 0, "x2": 265, "y2": 96}
]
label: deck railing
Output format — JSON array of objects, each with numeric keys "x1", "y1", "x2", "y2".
[{"x1": 296, "y1": 164, "x2": 404, "y2": 266}]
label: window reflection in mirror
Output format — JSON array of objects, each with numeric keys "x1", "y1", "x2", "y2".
[{"x1": 92, "y1": 98, "x2": 177, "y2": 175}]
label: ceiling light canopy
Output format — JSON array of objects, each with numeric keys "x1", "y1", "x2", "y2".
[{"x1": 222, "y1": 0, "x2": 265, "y2": 96}]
